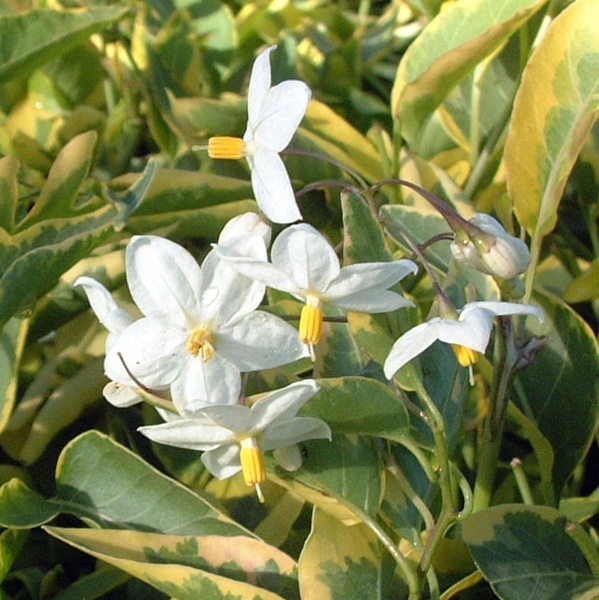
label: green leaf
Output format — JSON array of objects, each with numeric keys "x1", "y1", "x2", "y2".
[
  {"x1": 505, "y1": 0, "x2": 599, "y2": 242},
  {"x1": 121, "y1": 168, "x2": 256, "y2": 240},
  {"x1": 513, "y1": 290, "x2": 599, "y2": 496},
  {"x1": 0, "y1": 431, "x2": 250, "y2": 537},
  {"x1": 0, "y1": 316, "x2": 28, "y2": 434},
  {"x1": 564, "y1": 258, "x2": 599, "y2": 303},
  {"x1": 45, "y1": 527, "x2": 297, "y2": 600},
  {"x1": 271, "y1": 435, "x2": 383, "y2": 525},
  {"x1": 17, "y1": 131, "x2": 98, "y2": 229},
  {"x1": 0, "y1": 132, "x2": 118, "y2": 330},
  {"x1": 0, "y1": 7, "x2": 130, "y2": 82},
  {"x1": 380, "y1": 203, "x2": 452, "y2": 272},
  {"x1": 297, "y1": 100, "x2": 385, "y2": 184},
  {"x1": 342, "y1": 191, "x2": 393, "y2": 264},
  {"x1": 0, "y1": 528, "x2": 29, "y2": 583},
  {"x1": 0, "y1": 156, "x2": 19, "y2": 232},
  {"x1": 392, "y1": 0, "x2": 548, "y2": 151},
  {"x1": 49, "y1": 566, "x2": 130, "y2": 600},
  {"x1": 461, "y1": 504, "x2": 595, "y2": 599},
  {"x1": 307, "y1": 377, "x2": 409, "y2": 442},
  {"x1": 298, "y1": 508, "x2": 391, "y2": 600},
  {"x1": 0, "y1": 478, "x2": 60, "y2": 528},
  {"x1": 507, "y1": 403, "x2": 555, "y2": 505}
]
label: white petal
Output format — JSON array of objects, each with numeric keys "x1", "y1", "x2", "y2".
[
  {"x1": 218, "y1": 311, "x2": 307, "y2": 370},
  {"x1": 329, "y1": 289, "x2": 414, "y2": 312},
  {"x1": 126, "y1": 236, "x2": 202, "y2": 328},
  {"x1": 103, "y1": 381, "x2": 142, "y2": 407},
  {"x1": 75, "y1": 277, "x2": 134, "y2": 335},
  {"x1": 247, "y1": 46, "x2": 275, "y2": 132},
  {"x1": 104, "y1": 317, "x2": 187, "y2": 388},
  {"x1": 170, "y1": 353, "x2": 241, "y2": 413},
  {"x1": 261, "y1": 416, "x2": 331, "y2": 451},
  {"x1": 463, "y1": 301, "x2": 544, "y2": 321},
  {"x1": 271, "y1": 224, "x2": 340, "y2": 293},
  {"x1": 199, "y1": 250, "x2": 265, "y2": 325},
  {"x1": 202, "y1": 444, "x2": 242, "y2": 480},
  {"x1": 273, "y1": 444, "x2": 303, "y2": 471},
  {"x1": 250, "y1": 380, "x2": 320, "y2": 431},
  {"x1": 253, "y1": 80, "x2": 311, "y2": 152},
  {"x1": 250, "y1": 150, "x2": 302, "y2": 224},
  {"x1": 383, "y1": 321, "x2": 442, "y2": 379},
  {"x1": 324, "y1": 260, "x2": 417, "y2": 300},
  {"x1": 437, "y1": 312, "x2": 494, "y2": 353},
  {"x1": 199, "y1": 403, "x2": 254, "y2": 432},
  {"x1": 138, "y1": 418, "x2": 235, "y2": 451},
  {"x1": 213, "y1": 243, "x2": 298, "y2": 295},
  {"x1": 218, "y1": 213, "x2": 272, "y2": 247},
  {"x1": 470, "y1": 213, "x2": 510, "y2": 237}
]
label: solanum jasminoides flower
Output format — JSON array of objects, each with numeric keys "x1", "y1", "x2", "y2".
[
  {"x1": 451, "y1": 213, "x2": 531, "y2": 279},
  {"x1": 383, "y1": 301, "x2": 544, "y2": 379},
  {"x1": 215, "y1": 223, "x2": 418, "y2": 359},
  {"x1": 207, "y1": 46, "x2": 311, "y2": 224},
  {"x1": 75, "y1": 276, "x2": 145, "y2": 408},
  {"x1": 138, "y1": 380, "x2": 331, "y2": 502},
  {"x1": 85, "y1": 235, "x2": 306, "y2": 413}
]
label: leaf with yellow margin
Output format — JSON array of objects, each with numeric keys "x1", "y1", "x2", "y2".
[
  {"x1": 392, "y1": 0, "x2": 549, "y2": 151},
  {"x1": 505, "y1": 0, "x2": 599, "y2": 244}
]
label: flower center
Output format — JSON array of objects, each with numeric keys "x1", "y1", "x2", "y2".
[
  {"x1": 240, "y1": 437, "x2": 266, "y2": 503},
  {"x1": 186, "y1": 327, "x2": 215, "y2": 362},
  {"x1": 208, "y1": 136, "x2": 247, "y2": 159},
  {"x1": 299, "y1": 296, "x2": 323, "y2": 361},
  {"x1": 452, "y1": 344, "x2": 480, "y2": 367}
]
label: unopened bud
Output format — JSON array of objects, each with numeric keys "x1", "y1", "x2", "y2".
[{"x1": 451, "y1": 214, "x2": 530, "y2": 279}]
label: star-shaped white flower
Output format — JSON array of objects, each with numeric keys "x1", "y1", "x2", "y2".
[
  {"x1": 75, "y1": 277, "x2": 147, "y2": 408},
  {"x1": 94, "y1": 235, "x2": 307, "y2": 413},
  {"x1": 384, "y1": 301, "x2": 544, "y2": 379},
  {"x1": 138, "y1": 380, "x2": 331, "y2": 502},
  {"x1": 207, "y1": 45, "x2": 311, "y2": 224},
  {"x1": 215, "y1": 223, "x2": 417, "y2": 358}
]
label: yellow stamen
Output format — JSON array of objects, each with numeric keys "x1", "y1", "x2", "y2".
[
  {"x1": 240, "y1": 437, "x2": 266, "y2": 503},
  {"x1": 452, "y1": 344, "x2": 480, "y2": 367},
  {"x1": 208, "y1": 136, "x2": 246, "y2": 159},
  {"x1": 186, "y1": 327, "x2": 215, "y2": 362},
  {"x1": 299, "y1": 299, "x2": 323, "y2": 362}
]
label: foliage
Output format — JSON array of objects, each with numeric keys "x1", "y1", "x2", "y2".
[{"x1": 0, "y1": 0, "x2": 598, "y2": 599}]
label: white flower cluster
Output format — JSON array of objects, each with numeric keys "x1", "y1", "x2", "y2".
[{"x1": 77, "y1": 46, "x2": 543, "y2": 500}]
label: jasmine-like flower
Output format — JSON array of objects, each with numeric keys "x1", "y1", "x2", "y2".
[
  {"x1": 215, "y1": 223, "x2": 418, "y2": 359},
  {"x1": 88, "y1": 235, "x2": 306, "y2": 413},
  {"x1": 138, "y1": 380, "x2": 331, "y2": 502},
  {"x1": 75, "y1": 276, "x2": 145, "y2": 408},
  {"x1": 450, "y1": 213, "x2": 531, "y2": 279},
  {"x1": 206, "y1": 46, "x2": 311, "y2": 224},
  {"x1": 384, "y1": 301, "x2": 544, "y2": 379}
]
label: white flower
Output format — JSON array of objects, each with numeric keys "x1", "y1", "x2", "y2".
[
  {"x1": 138, "y1": 380, "x2": 331, "y2": 502},
  {"x1": 75, "y1": 277, "x2": 145, "y2": 407},
  {"x1": 100, "y1": 235, "x2": 307, "y2": 412},
  {"x1": 384, "y1": 301, "x2": 544, "y2": 379},
  {"x1": 451, "y1": 214, "x2": 531, "y2": 279},
  {"x1": 215, "y1": 223, "x2": 418, "y2": 358},
  {"x1": 207, "y1": 46, "x2": 311, "y2": 224}
]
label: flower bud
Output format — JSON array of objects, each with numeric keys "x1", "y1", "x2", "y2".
[{"x1": 450, "y1": 213, "x2": 530, "y2": 279}]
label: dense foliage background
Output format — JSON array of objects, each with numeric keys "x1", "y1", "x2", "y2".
[{"x1": 0, "y1": 0, "x2": 598, "y2": 598}]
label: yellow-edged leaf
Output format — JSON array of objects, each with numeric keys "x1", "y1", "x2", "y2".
[
  {"x1": 505, "y1": 0, "x2": 599, "y2": 242},
  {"x1": 392, "y1": 0, "x2": 548, "y2": 151}
]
